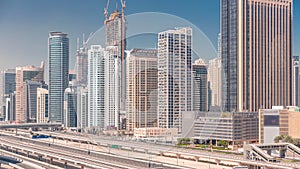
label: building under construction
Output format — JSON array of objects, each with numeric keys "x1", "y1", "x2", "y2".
[{"x1": 104, "y1": 0, "x2": 126, "y2": 113}]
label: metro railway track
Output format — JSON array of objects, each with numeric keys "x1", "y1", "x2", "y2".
[{"x1": 0, "y1": 136, "x2": 137, "y2": 169}]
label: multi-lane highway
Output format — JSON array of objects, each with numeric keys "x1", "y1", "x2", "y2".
[
  {"x1": 1, "y1": 129, "x2": 300, "y2": 169},
  {"x1": 36, "y1": 130, "x2": 300, "y2": 169},
  {"x1": 0, "y1": 132, "x2": 191, "y2": 169}
]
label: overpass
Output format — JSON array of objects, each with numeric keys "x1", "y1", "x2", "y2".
[{"x1": 244, "y1": 143, "x2": 300, "y2": 163}]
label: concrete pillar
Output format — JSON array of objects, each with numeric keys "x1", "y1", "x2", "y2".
[
  {"x1": 215, "y1": 159, "x2": 220, "y2": 165},
  {"x1": 279, "y1": 149, "x2": 286, "y2": 158},
  {"x1": 38, "y1": 155, "x2": 43, "y2": 161},
  {"x1": 131, "y1": 147, "x2": 134, "y2": 152},
  {"x1": 194, "y1": 156, "x2": 199, "y2": 162},
  {"x1": 159, "y1": 151, "x2": 164, "y2": 156},
  {"x1": 144, "y1": 149, "x2": 148, "y2": 154}
]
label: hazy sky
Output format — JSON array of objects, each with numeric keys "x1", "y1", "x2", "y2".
[{"x1": 0, "y1": 0, "x2": 299, "y2": 70}]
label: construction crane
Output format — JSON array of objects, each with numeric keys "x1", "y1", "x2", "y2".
[
  {"x1": 104, "y1": 0, "x2": 110, "y2": 24},
  {"x1": 104, "y1": 0, "x2": 125, "y2": 24}
]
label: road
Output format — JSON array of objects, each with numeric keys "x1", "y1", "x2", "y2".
[
  {"x1": 0, "y1": 133, "x2": 191, "y2": 169},
  {"x1": 38, "y1": 130, "x2": 300, "y2": 168}
]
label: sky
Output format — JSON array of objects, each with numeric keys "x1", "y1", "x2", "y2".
[{"x1": 0, "y1": 0, "x2": 299, "y2": 70}]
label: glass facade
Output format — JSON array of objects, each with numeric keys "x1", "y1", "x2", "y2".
[
  {"x1": 48, "y1": 32, "x2": 69, "y2": 123},
  {"x1": 221, "y1": 0, "x2": 293, "y2": 112}
]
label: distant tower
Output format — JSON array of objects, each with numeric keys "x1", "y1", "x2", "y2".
[
  {"x1": 25, "y1": 80, "x2": 43, "y2": 122},
  {"x1": 36, "y1": 88, "x2": 49, "y2": 123},
  {"x1": 192, "y1": 59, "x2": 208, "y2": 112},
  {"x1": 292, "y1": 56, "x2": 300, "y2": 106},
  {"x1": 104, "y1": 0, "x2": 126, "y2": 113},
  {"x1": 126, "y1": 48, "x2": 158, "y2": 131},
  {"x1": 105, "y1": 46, "x2": 121, "y2": 129},
  {"x1": 15, "y1": 63, "x2": 44, "y2": 123},
  {"x1": 208, "y1": 58, "x2": 222, "y2": 107},
  {"x1": 76, "y1": 37, "x2": 88, "y2": 86},
  {"x1": 48, "y1": 32, "x2": 69, "y2": 123},
  {"x1": 8, "y1": 92, "x2": 16, "y2": 121},
  {"x1": 158, "y1": 27, "x2": 192, "y2": 134},
  {"x1": 64, "y1": 87, "x2": 77, "y2": 128},
  {"x1": 0, "y1": 69, "x2": 16, "y2": 117},
  {"x1": 88, "y1": 45, "x2": 106, "y2": 128},
  {"x1": 77, "y1": 86, "x2": 88, "y2": 128}
]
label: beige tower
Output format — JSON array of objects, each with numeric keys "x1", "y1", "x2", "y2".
[
  {"x1": 15, "y1": 62, "x2": 44, "y2": 123},
  {"x1": 36, "y1": 88, "x2": 48, "y2": 123},
  {"x1": 126, "y1": 49, "x2": 158, "y2": 131}
]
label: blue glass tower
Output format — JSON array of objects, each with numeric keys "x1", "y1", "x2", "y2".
[{"x1": 48, "y1": 32, "x2": 69, "y2": 123}]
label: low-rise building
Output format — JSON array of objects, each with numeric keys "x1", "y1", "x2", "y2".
[
  {"x1": 259, "y1": 106, "x2": 300, "y2": 144},
  {"x1": 134, "y1": 127, "x2": 178, "y2": 139},
  {"x1": 183, "y1": 111, "x2": 259, "y2": 146}
]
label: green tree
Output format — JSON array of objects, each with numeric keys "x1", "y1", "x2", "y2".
[
  {"x1": 218, "y1": 140, "x2": 227, "y2": 147},
  {"x1": 284, "y1": 135, "x2": 294, "y2": 143},
  {"x1": 274, "y1": 135, "x2": 285, "y2": 143}
]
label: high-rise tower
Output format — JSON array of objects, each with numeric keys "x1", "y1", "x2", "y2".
[
  {"x1": 104, "y1": 0, "x2": 126, "y2": 113},
  {"x1": 221, "y1": 0, "x2": 293, "y2": 112},
  {"x1": 208, "y1": 58, "x2": 222, "y2": 107},
  {"x1": 88, "y1": 45, "x2": 106, "y2": 128},
  {"x1": 192, "y1": 59, "x2": 208, "y2": 112},
  {"x1": 48, "y1": 32, "x2": 69, "y2": 123},
  {"x1": 158, "y1": 28, "x2": 192, "y2": 134},
  {"x1": 126, "y1": 48, "x2": 158, "y2": 131},
  {"x1": 76, "y1": 37, "x2": 88, "y2": 86},
  {"x1": 15, "y1": 63, "x2": 44, "y2": 122}
]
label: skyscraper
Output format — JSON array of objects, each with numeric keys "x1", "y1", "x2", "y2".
[
  {"x1": 15, "y1": 63, "x2": 44, "y2": 123},
  {"x1": 64, "y1": 87, "x2": 77, "y2": 128},
  {"x1": 105, "y1": 46, "x2": 121, "y2": 129},
  {"x1": 208, "y1": 58, "x2": 222, "y2": 107},
  {"x1": 25, "y1": 80, "x2": 43, "y2": 122},
  {"x1": 76, "y1": 42, "x2": 88, "y2": 86},
  {"x1": 88, "y1": 45, "x2": 106, "y2": 128},
  {"x1": 158, "y1": 27, "x2": 192, "y2": 134},
  {"x1": 0, "y1": 69, "x2": 16, "y2": 117},
  {"x1": 292, "y1": 56, "x2": 299, "y2": 106},
  {"x1": 36, "y1": 88, "x2": 48, "y2": 123},
  {"x1": 7, "y1": 92, "x2": 16, "y2": 122},
  {"x1": 104, "y1": 3, "x2": 126, "y2": 113},
  {"x1": 192, "y1": 59, "x2": 208, "y2": 112},
  {"x1": 221, "y1": 0, "x2": 293, "y2": 112},
  {"x1": 126, "y1": 48, "x2": 158, "y2": 131},
  {"x1": 77, "y1": 86, "x2": 88, "y2": 129},
  {"x1": 48, "y1": 32, "x2": 69, "y2": 123}
]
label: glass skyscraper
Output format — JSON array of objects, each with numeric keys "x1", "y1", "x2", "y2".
[
  {"x1": 48, "y1": 32, "x2": 69, "y2": 123},
  {"x1": 221, "y1": 0, "x2": 293, "y2": 112},
  {"x1": 192, "y1": 59, "x2": 208, "y2": 112}
]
